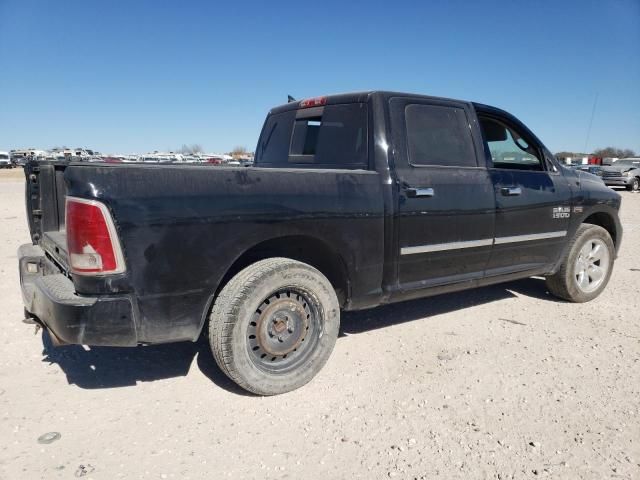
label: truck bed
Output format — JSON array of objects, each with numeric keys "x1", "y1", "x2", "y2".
[{"x1": 24, "y1": 161, "x2": 386, "y2": 344}]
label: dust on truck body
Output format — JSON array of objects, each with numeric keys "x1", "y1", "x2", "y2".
[{"x1": 19, "y1": 91, "x2": 622, "y2": 395}]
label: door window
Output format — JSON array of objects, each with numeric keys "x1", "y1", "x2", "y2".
[
  {"x1": 405, "y1": 104, "x2": 477, "y2": 167},
  {"x1": 479, "y1": 117, "x2": 543, "y2": 170}
]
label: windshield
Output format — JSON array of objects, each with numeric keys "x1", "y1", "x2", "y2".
[{"x1": 612, "y1": 160, "x2": 640, "y2": 167}]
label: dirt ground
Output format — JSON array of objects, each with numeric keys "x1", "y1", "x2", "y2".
[{"x1": 0, "y1": 168, "x2": 638, "y2": 480}]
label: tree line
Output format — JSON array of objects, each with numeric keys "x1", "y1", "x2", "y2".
[
  {"x1": 556, "y1": 147, "x2": 636, "y2": 158},
  {"x1": 177, "y1": 144, "x2": 250, "y2": 157}
]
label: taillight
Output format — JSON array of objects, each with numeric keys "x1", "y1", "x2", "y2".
[
  {"x1": 65, "y1": 197, "x2": 125, "y2": 275},
  {"x1": 299, "y1": 96, "x2": 327, "y2": 108}
]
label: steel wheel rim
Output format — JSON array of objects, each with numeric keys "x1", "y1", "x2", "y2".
[
  {"x1": 574, "y1": 237, "x2": 610, "y2": 293},
  {"x1": 247, "y1": 288, "x2": 321, "y2": 374}
]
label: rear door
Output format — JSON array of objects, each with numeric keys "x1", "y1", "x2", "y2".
[
  {"x1": 476, "y1": 109, "x2": 572, "y2": 276},
  {"x1": 389, "y1": 97, "x2": 496, "y2": 290}
]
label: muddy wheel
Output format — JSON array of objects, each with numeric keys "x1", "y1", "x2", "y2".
[
  {"x1": 209, "y1": 258, "x2": 340, "y2": 395},
  {"x1": 545, "y1": 224, "x2": 614, "y2": 302}
]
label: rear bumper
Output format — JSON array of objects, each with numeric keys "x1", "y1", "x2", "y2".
[{"x1": 19, "y1": 244, "x2": 138, "y2": 346}]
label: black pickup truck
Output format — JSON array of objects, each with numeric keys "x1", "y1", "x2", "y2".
[{"x1": 19, "y1": 91, "x2": 622, "y2": 395}]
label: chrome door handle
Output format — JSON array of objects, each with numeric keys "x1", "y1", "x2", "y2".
[
  {"x1": 501, "y1": 186, "x2": 522, "y2": 196},
  {"x1": 406, "y1": 187, "x2": 434, "y2": 198}
]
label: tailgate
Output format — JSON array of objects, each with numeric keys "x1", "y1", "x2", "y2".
[{"x1": 24, "y1": 160, "x2": 69, "y2": 269}]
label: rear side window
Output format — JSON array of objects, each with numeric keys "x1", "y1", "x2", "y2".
[
  {"x1": 256, "y1": 103, "x2": 368, "y2": 168},
  {"x1": 405, "y1": 104, "x2": 476, "y2": 167},
  {"x1": 256, "y1": 110, "x2": 296, "y2": 164}
]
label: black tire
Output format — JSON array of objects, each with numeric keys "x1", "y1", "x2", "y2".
[
  {"x1": 209, "y1": 258, "x2": 340, "y2": 395},
  {"x1": 626, "y1": 177, "x2": 639, "y2": 192},
  {"x1": 545, "y1": 224, "x2": 615, "y2": 302}
]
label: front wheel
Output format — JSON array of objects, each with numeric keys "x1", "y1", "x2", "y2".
[
  {"x1": 545, "y1": 224, "x2": 615, "y2": 302},
  {"x1": 209, "y1": 258, "x2": 340, "y2": 395},
  {"x1": 626, "y1": 177, "x2": 639, "y2": 191}
]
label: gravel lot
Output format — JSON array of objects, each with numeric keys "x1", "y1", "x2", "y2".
[{"x1": 0, "y1": 169, "x2": 638, "y2": 479}]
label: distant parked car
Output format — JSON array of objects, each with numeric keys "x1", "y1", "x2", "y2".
[
  {"x1": 181, "y1": 156, "x2": 201, "y2": 164},
  {"x1": 11, "y1": 149, "x2": 47, "y2": 164},
  {"x1": 576, "y1": 165, "x2": 603, "y2": 177},
  {"x1": 601, "y1": 158, "x2": 640, "y2": 191},
  {"x1": 9, "y1": 151, "x2": 28, "y2": 166},
  {"x1": 0, "y1": 151, "x2": 12, "y2": 168}
]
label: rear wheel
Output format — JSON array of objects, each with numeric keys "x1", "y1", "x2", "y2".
[
  {"x1": 209, "y1": 258, "x2": 340, "y2": 395},
  {"x1": 545, "y1": 224, "x2": 614, "y2": 302}
]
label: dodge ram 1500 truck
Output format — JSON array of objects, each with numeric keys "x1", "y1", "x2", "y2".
[{"x1": 19, "y1": 91, "x2": 622, "y2": 395}]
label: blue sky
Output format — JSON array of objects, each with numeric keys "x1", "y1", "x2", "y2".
[{"x1": 1, "y1": 0, "x2": 638, "y2": 154}]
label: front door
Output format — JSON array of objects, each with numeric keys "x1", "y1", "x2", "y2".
[
  {"x1": 477, "y1": 111, "x2": 572, "y2": 276},
  {"x1": 389, "y1": 97, "x2": 496, "y2": 290}
]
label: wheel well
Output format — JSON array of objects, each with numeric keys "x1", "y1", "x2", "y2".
[
  {"x1": 217, "y1": 236, "x2": 350, "y2": 307},
  {"x1": 583, "y1": 212, "x2": 618, "y2": 247}
]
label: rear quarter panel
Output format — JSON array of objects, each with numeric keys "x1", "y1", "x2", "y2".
[{"x1": 64, "y1": 165, "x2": 384, "y2": 343}]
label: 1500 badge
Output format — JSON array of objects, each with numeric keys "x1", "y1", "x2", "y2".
[{"x1": 553, "y1": 206, "x2": 571, "y2": 219}]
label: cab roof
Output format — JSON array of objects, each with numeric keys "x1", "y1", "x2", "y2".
[{"x1": 269, "y1": 91, "x2": 474, "y2": 114}]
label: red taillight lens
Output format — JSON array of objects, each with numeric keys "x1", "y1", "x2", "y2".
[
  {"x1": 65, "y1": 197, "x2": 125, "y2": 275},
  {"x1": 299, "y1": 96, "x2": 327, "y2": 108}
]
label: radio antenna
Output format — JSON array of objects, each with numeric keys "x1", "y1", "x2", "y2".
[{"x1": 583, "y1": 92, "x2": 598, "y2": 154}]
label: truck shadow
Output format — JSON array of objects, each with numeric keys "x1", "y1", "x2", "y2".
[
  {"x1": 340, "y1": 277, "x2": 555, "y2": 335},
  {"x1": 40, "y1": 332, "x2": 249, "y2": 395},
  {"x1": 40, "y1": 277, "x2": 555, "y2": 393}
]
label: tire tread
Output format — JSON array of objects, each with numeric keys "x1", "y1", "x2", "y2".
[
  {"x1": 209, "y1": 257, "x2": 338, "y2": 395},
  {"x1": 546, "y1": 224, "x2": 614, "y2": 302}
]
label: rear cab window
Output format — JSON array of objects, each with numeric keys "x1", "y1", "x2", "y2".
[{"x1": 255, "y1": 103, "x2": 368, "y2": 169}]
